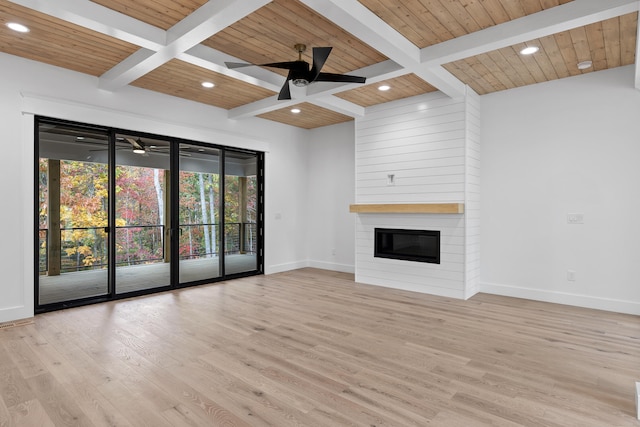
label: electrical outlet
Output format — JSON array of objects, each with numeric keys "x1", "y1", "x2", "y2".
[{"x1": 567, "y1": 270, "x2": 576, "y2": 281}]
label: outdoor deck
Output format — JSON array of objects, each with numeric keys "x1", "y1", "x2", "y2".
[{"x1": 38, "y1": 254, "x2": 257, "y2": 305}]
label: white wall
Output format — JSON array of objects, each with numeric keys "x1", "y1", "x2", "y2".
[
  {"x1": 306, "y1": 121, "x2": 356, "y2": 273},
  {"x1": 464, "y1": 89, "x2": 481, "y2": 298},
  {"x1": 264, "y1": 136, "x2": 310, "y2": 273},
  {"x1": 0, "y1": 52, "x2": 310, "y2": 322},
  {"x1": 481, "y1": 65, "x2": 640, "y2": 315}
]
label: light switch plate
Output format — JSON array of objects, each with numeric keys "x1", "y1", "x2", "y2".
[{"x1": 567, "y1": 213, "x2": 584, "y2": 224}]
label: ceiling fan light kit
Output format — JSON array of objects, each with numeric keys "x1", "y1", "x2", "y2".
[{"x1": 225, "y1": 44, "x2": 366, "y2": 100}]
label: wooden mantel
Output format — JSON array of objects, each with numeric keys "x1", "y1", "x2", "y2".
[{"x1": 349, "y1": 203, "x2": 464, "y2": 214}]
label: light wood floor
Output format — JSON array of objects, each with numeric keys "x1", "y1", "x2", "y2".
[{"x1": 2, "y1": 268, "x2": 639, "y2": 426}]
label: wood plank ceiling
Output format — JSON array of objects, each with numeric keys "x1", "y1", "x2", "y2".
[{"x1": 0, "y1": 0, "x2": 637, "y2": 129}]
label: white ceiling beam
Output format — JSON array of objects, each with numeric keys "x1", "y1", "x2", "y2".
[
  {"x1": 180, "y1": 44, "x2": 284, "y2": 92},
  {"x1": 165, "y1": 0, "x2": 268, "y2": 49},
  {"x1": 99, "y1": 0, "x2": 269, "y2": 91},
  {"x1": 420, "y1": 0, "x2": 640, "y2": 66},
  {"x1": 229, "y1": 96, "x2": 299, "y2": 119},
  {"x1": 228, "y1": 89, "x2": 364, "y2": 120},
  {"x1": 299, "y1": 0, "x2": 420, "y2": 66},
  {"x1": 7, "y1": 0, "x2": 165, "y2": 50},
  {"x1": 228, "y1": 81, "x2": 368, "y2": 120},
  {"x1": 413, "y1": 67, "x2": 467, "y2": 99},
  {"x1": 299, "y1": 0, "x2": 467, "y2": 98},
  {"x1": 311, "y1": 96, "x2": 365, "y2": 118}
]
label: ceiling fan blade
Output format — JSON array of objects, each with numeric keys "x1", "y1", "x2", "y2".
[
  {"x1": 315, "y1": 72, "x2": 366, "y2": 84},
  {"x1": 309, "y1": 47, "x2": 332, "y2": 81},
  {"x1": 277, "y1": 73, "x2": 293, "y2": 100},
  {"x1": 125, "y1": 137, "x2": 144, "y2": 150},
  {"x1": 225, "y1": 62, "x2": 253, "y2": 69},
  {"x1": 226, "y1": 61, "x2": 303, "y2": 71}
]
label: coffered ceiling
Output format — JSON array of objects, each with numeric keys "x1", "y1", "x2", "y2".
[{"x1": 1, "y1": 0, "x2": 638, "y2": 129}]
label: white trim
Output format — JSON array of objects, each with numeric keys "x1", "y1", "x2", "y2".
[
  {"x1": 266, "y1": 261, "x2": 355, "y2": 275},
  {"x1": 308, "y1": 260, "x2": 355, "y2": 274},
  {"x1": 0, "y1": 306, "x2": 32, "y2": 324},
  {"x1": 480, "y1": 281, "x2": 640, "y2": 315},
  {"x1": 265, "y1": 261, "x2": 309, "y2": 275},
  {"x1": 20, "y1": 91, "x2": 270, "y2": 152}
]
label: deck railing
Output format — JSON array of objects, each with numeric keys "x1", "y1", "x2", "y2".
[{"x1": 39, "y1": 222, "x2": 257, "y2": 274}]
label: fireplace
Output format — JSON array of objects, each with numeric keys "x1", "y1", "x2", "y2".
[{"x1": 374, "y1": 228, "x2": 440, "y2": 264}]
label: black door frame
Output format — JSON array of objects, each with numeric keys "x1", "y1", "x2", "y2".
[{"x1": 34, "y1": 116, "x2": 264, "y2": 313}]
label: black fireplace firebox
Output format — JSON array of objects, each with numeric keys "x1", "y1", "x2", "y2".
[{"x1": 374, "y1": 228, "x2": 440, "y2": 264}]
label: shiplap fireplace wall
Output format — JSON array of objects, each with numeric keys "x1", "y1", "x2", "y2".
[{"x1": 353, "y1": 89, "x2": 480, "y2": 299}]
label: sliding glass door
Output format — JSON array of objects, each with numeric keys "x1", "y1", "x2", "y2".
[
  {"x1": 178, "y1": 143, "x2": 222, "y2": 283},
  {"x1": 36, "y1": 117, "x2": 263, "y2": 312},
  {"x1": 114, "y1": 133, "x2": 171, "y2": 294},
  {"x1": 37, "y1": 122, "x2": 110, "y2": 305},
  {"x1": 224, "y1": 151, "x2": 261, "y2": 275}
]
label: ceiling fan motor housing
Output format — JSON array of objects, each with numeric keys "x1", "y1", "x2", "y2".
[{"x1": 291, "y1": 61, "x2": 310, "y2": 86}]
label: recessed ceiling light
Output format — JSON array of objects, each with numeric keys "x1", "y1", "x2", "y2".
[
  {"x1": 201, "y1": 81, "x2": 214, "y2": 88},
  {"x1": 7, "y1": 22, "x2": 29, "y2": 33},
  {"x1": 76, "y1": 136, "x2": 85, "y2": 141},
  {"x1": 520, "y1": 46, "x2": 539, "y2": 55},
  {"x1": 291, "y1": 108, "x2": 301, "y2": 114},
  {"x1": 132, "y1": 148, "x2": 146, "y2": 154},
  {"x1": 378, "y1": 85, "x2": 391, "y2": 91},
  {"x1": 577, "y1": 60, "x2": 593, "y2": 70}
]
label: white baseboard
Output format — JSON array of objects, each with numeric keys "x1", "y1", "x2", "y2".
[
  {"x1": 265, "y1": 260, "x2": 355, "y2": 275},
  {"x1": 308, "y1": 260, "x2": 355, "y2": 274},
  {"x1": 635, "y1": 382, "x2": 639, "y2": 420},
  {"x1": 264, "y1": 260, "x2": 309, "y2": 275},
  {"x1": 0, "y1": 305, "x2": 33, "y2": 324},
  {"x1": 480, "y1": 281, "x2": 640, "y2": 315}
]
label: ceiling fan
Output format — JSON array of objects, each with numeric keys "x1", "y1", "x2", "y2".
[
  {"x1": 89, "y1": 138, "x2": 191, "y2": 157},
  {"x1": 124, "y1": 138, "x2": 194, "y2": 157},
  {"x1": 225, "y1": 44, "x2": 366, "y2": 100},
  {"x1": 126, "y1": 137, "x2": 147, "y2": 154}
]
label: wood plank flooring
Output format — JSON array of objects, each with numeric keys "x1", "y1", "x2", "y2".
[{"x1": 1, "y1": 268, "x2": 639, "y2": 426}]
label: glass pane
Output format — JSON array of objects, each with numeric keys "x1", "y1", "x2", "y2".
[
  {"x1": 38, "y1": 123, "x2": 109, "y2": 305},
  {"x1": 224, "y1": 151, "x2": 258, "y2": 275},
  {"x1": 115, "y1": 135, "x2": 170, "y2": 293},
  {"x1": 178, "y1": 144, "x2": 222, "y2": 283}
]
